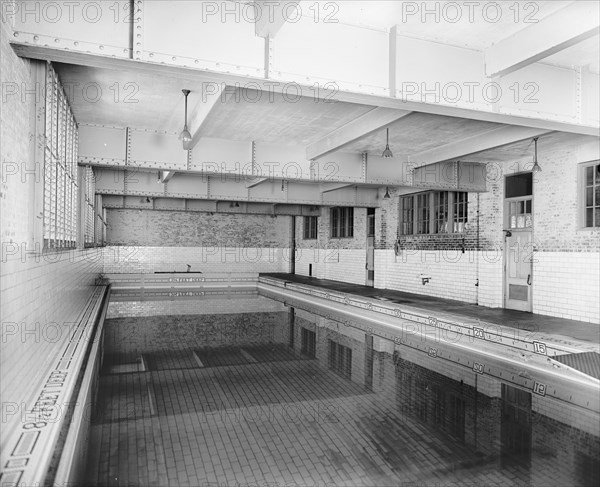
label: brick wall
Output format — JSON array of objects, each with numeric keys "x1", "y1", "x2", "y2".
[
  {"x1": 104, "y1": 209, "x2": 293, "y2": 274},
  {"x1": 106, "y1": 209, "x2": 291, "y2": 247},
  {"x1": 295, "y1": 207, "x2": 368, "y2": 285},
  {"x1": 374, "y1": 139, "x2": 600, "y2": 323},
  {"x1": 1, "y1": 23, "x2": 102, "y2": 447}
]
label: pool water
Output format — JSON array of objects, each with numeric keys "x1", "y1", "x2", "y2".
[{"x1": 84, "y1": 298, "x2": 600, "y2": 486}]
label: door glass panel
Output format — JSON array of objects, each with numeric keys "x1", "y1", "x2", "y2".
[{"x1": 508, "y1": 198, "x2": 532, "y2": 229}]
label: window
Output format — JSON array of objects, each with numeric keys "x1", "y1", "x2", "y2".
[
  {"x1": 301, "y1": 328, "x2": 316, "y2": 357},
  {"x1": 583, "y1": 162, "x2": 600, "y2": 228},
  {"x1": 505, "y1": 173, "x2": 533, "y2": 230},
  {"x1": 330, "y1": 207, "x2": 354, "y2": 238},
  {"x1": 507, "y1": 199, "x2": 532, "y2": 229},
  {"x1": 433, "y1": 191, "x2": 449, "y2": 234},
  {"x1": 367, "y1": 208, "x2": 375, "y2": 237},
  {"x1": 416, "y1": 193, "x2": 430, "y2": 234},
  {"x1": 400, "y1": 191, "x2": 468, "y2": 235},
  {"x1": 400, "y1": 196, "x2": 414, "y2": 235},
  {"x1": 453, "y1": 191, "x2": 468, "y2": 232},
  {"x1": 328, "y1": 340, "x2": 352, "y2": 379},
  {"x1": 83, "y1": 166, "x2": 95, "y2": 246},
  {"x1": 303, "y1": 216, "x2": 318, "y2": 239},
  {"x1": 43, "y1": 65, "x2": 78, "y2": 249},
  {"x1": 505, "y1": 172, "x2": 532, "y2": 198}
]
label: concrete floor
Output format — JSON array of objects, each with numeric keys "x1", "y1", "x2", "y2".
[{"x1": 261, "y1": 273, "x2": 600, "y2": 347}]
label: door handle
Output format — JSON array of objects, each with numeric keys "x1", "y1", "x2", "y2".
[{"x1": 527, "y1": 274, "x2": 531, "y2": 285}]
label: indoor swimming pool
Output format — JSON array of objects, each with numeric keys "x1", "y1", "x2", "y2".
[{"x1": 82, "y1": 292, "x2": 600, "y2": 487}]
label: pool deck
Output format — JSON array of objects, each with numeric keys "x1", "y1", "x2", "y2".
[{"x1": 260, "y1": 273, "x2": 600, "y2": 351}]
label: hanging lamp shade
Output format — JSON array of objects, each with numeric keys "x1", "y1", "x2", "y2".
[
  {"x1": 382, "y1": 128, "x2": 393, "y2": 158},
  {"x1": 532, "y1": 137, "x2": 542, "y2": 173},
  {"x1": 179, "y1": 89, "x2": 192, "y2": 146}
]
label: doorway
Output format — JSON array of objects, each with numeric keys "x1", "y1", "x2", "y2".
[{"x1": 504, "y1": 173, "x2": 533, "y2": 312}]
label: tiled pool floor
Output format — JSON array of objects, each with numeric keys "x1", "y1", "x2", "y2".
[{"x1": 85, "y1": 344, "x2": 592, "y2": 487}]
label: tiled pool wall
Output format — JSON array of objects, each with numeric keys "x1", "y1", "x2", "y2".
[{"x1": 104, "y1": 311, "x2": 291, "y2": 356}]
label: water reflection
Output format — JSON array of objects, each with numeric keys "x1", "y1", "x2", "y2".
[{"x1": 87, "y1": 303, "x2": 599, "y2": 487}]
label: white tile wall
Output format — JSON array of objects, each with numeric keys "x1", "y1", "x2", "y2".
[
  {"x1": 533, "y1": 252, "x2": 600, "y2": 323},
  {"x1": 0, "y1": 249, "x2": 102, "y2": 441},
  {"x1": 295, "y1": 248, "x2": 366, "y2": 285},
  {"x1": 375, "y1": 249, "x2": 479, "y2": 303},
  {"x1": 102, "y1": 246, "x2": 291, "y2": 274}
]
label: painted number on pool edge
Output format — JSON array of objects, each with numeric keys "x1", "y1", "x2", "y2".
[
  {"x1": 473, "y1": 362, "x2": 484, "y2": 374},
  {"x1": 533, "y1": 381, "x2": 547, "y2": 396},
  {"x1": 473, "y1": 327, "x2": 485, "y2": 339},
  {"x1": 533, "y1": 341, "x2": 547, "y2": 355},
  {"x1": 428, "y1": 347, "x2": 437, "y2": 358}
]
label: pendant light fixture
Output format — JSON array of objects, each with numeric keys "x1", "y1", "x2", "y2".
[
  {"x1": 382, "y1": 127, "x2": 393, "y2": 158},
  {"x1": 383, "y1": 187, "x2": 391, "y2": 199},
  {"x1": 532, "y1": 137, "x2": 542, "y2": 173},
  {"x1": 179, "y1": 89, "x2": 192, "y2": 148}
]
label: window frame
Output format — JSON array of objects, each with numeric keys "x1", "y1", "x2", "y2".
[
  {"x1": 330, "y1": 207, "x2": 354, "y2": 239},
  {"x1": 303, "y1": 215, "x2": 318, "y2": 240},
  {"x1": 580, "y1": 160, "x2": 600, "y2": 229},
  {"x1": 43, "y1": 64, "x2": 79, "y2": 250},
  {"x1": 399, "y1": 191, "x2": 468, "y2": 236}
]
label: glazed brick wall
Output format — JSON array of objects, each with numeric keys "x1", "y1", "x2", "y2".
[
  {"x1": 106, "y1": 209, "x2": 292, "y2": 248},
  {"x1": 1, "y1": 21, "x2": 32, "y2": 245},
  {"x1": 107, "y1": 296, "x2": 286, "y2": 319},
  {"x1": 533, "y1": 252, "x2": 600, "y2": 323},
  {"x1": 1, "y1": 23, "x2": 102, "y2": 447},
  {"x1": 102, "y1": 245, "x2": 291, "y2": 274},
  {"x1": 374, "y1": 140, "x2": 599, "y2": 323},
  {"x1": 375, "y1": 249, "x2": 479, "y2": 303},
  {"x1": 295, "y1": 207, "x2": 367, "y2": 285}
]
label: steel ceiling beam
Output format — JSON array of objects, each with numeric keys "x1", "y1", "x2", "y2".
[
  {"x1": 485, "y1": 2, "x2": 600, "y2": 78},
  {"x1": 10, "y1": 43, "x2": 599, "y2": 136}
]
